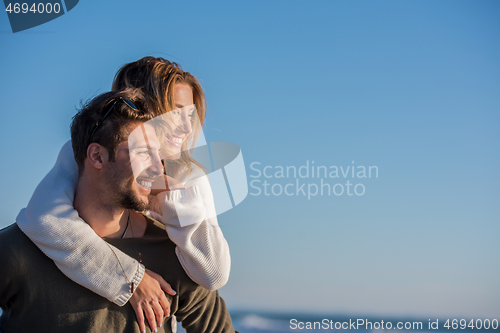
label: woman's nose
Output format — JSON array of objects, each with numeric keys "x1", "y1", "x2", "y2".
[{"x1": 179, "y1": 112, "x2": 192, "y2": 135}]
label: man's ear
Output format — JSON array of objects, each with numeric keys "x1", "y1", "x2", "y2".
[{"x1": 87, "y1": 143, "x2": 109, "y2": 169}]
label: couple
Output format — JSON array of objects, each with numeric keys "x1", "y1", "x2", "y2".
[{"x1": 0, "y1": 57, "x2": 236, "y2": 332}]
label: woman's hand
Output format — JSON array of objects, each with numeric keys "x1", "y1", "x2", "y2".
[
  {"x1": 151, "y1": 175, "x2": 185, "y2": 196},
  {"x1": 149, "y1": 175, "x2": 185, "y2": 215},
  {"x1": 135, "y1": 176, "x2": 182, "y2": 331},
  {"x1": 130, "y1": 269, "x2": 177, "y2": 333}
]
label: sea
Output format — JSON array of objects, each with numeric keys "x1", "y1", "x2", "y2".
[
  {"x1": 175, "y1": 310, "x2": 500, "y2": 333},
  {"x1": 1, "y1": 308, "x2": 498, "y2": 332}
]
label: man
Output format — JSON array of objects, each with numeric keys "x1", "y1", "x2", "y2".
[{"x1": 0, "y1": 89, "x2": 236, "y2": 333}]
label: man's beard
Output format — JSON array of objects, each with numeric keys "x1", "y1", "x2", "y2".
[
  {"x1": 106, "y1": 169, "x2": 151, "y2": 212},
  {"x1": 119, "y1": 183, "x2": 150, "y2": 212}
]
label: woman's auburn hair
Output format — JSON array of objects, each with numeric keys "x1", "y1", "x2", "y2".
[{"x1": 111, "y1": 57, "x2": 207, "y2": 176}]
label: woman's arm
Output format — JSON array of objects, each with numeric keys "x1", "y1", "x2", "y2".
[{"x1": 155, "y1": 167, "x2": 231, "y2": 290}]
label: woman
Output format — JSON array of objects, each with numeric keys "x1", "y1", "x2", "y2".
[{"x1": 16, "y1": 57, "x2": 230, "y2": 333}]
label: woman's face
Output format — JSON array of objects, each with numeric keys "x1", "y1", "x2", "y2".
[{"x1": 162, "y1": 83, "x2": 195, "y2": 159}]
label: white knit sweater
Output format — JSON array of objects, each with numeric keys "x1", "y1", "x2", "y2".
[{"x1": 16, "y1": 141, "x2": 230, "y2": 306}]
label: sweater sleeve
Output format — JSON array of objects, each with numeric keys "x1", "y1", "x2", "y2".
[
  {"x1": 15, "y1": 141, "x2": 144, "y2": 306},
  {"x1": 156, "y1": 167, "x2": 231, "y2": 291}
]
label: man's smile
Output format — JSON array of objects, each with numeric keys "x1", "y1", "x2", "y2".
[{"x1": 135, "y1": 177, "x2": 156, "y2": 192}]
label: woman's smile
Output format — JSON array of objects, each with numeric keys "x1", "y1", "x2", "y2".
[{"x1": 165, "y1": 134, "x2": 185, "y2": 147}]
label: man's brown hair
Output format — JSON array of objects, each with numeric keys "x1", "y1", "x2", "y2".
[{"x1": 70, "y1": 88, "x2": 155, "y2": 174}]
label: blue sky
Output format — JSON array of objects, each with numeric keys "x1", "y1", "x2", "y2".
[{"x1": 1, "y1": 0, "x2": 499, "y2": 319}]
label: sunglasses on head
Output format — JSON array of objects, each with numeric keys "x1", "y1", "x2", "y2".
[{"x1": 90, "y1": 97, "x2": 139, "y2": 141}]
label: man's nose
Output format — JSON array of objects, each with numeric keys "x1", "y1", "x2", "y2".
[{"x1": 150, "y1": 152, "x2": 164, "y2": 176}]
